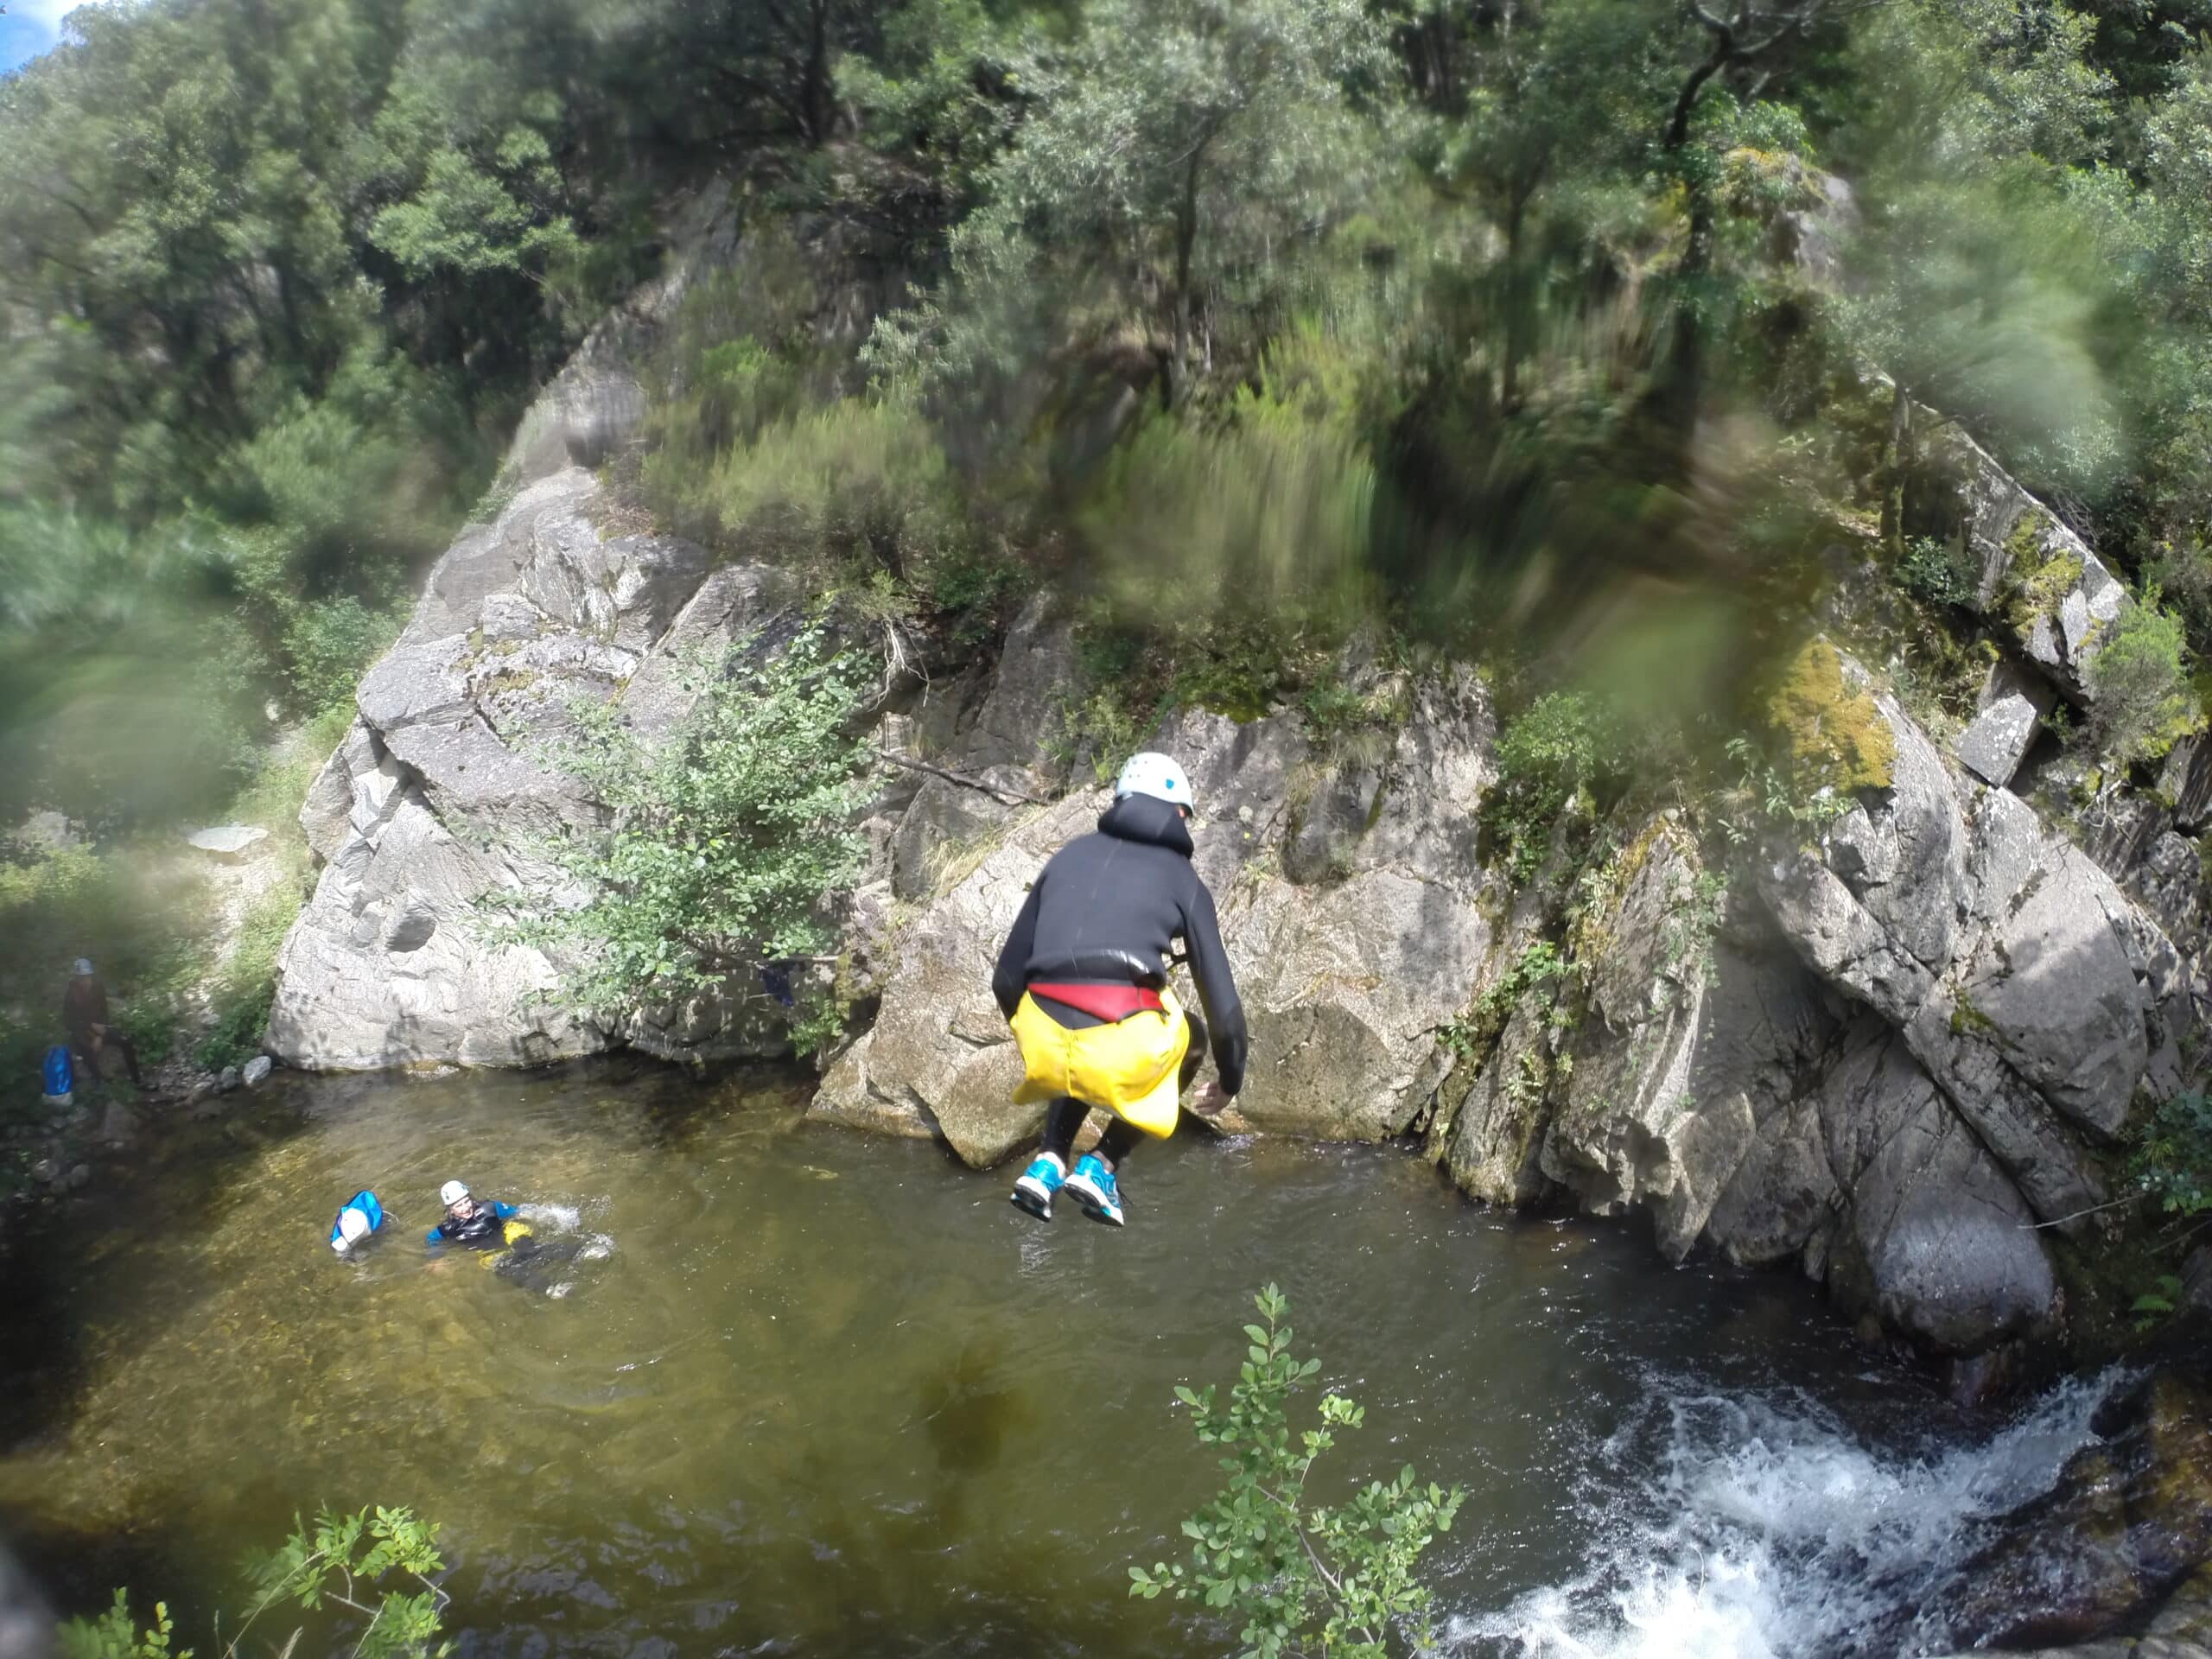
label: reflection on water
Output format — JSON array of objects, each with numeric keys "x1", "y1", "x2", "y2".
[{"x1": 0, "y1": 1064, "x2": 2091, "y2": 1657}]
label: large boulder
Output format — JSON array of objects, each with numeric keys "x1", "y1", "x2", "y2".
[
  {"x1": 267, "y1": 469, "x2": 797, "y2": 1070},
  {"x1": 1537, "y1": 817, "x2": 1831, "y2": 1261},
  {"x1": 1919, "y1": 423, "x2": 2132, "y2": 703},
  {"x1": 815, "y1": 667, "x2": 1497, "y2": 1165},
  {"x1": 1759, "y1": 652, "x2": 2184, "y2": 1232}
]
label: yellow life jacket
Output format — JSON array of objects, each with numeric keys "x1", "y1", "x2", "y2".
[{"x1": 1008, "y1": 985, "x2": 1190, "y2": 1138}]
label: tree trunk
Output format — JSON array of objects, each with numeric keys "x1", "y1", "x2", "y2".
[
  {"x1": 1168, "y1": 143, "x2": 1204, "y2": 410},
  {"x1": 1880, "y1": 378, "x2": 1912, "y2": 560},
  {"x1": 801, "y1": 0, "x2": 834, "y2": 146},
  {"x1": 1655, "y1": 35, "x2": 1732, "y2": 434},
  {"x1": 1502, "y1": 188, "x2": 1528, "y2": 414}
]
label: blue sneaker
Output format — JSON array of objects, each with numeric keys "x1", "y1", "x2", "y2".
[
  {"x1": 1011, "y1": 1153, "x2": 1065, "y2": 1220},
  {"x1": 1063, "y1": 1154, "x2": 1125, "y2": 1227}
]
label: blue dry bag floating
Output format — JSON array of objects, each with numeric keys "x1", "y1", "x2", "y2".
[
  {"x1": 41, "y1": 1046, "x2": 73, "y2": 1100},
  {"x1": 329, "y1": 1188, "x2": 386, "y2": 1250}
]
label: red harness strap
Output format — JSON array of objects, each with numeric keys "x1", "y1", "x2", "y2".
[{"x1": 1029, "y1": 982, "x2": 1165, "y2": 1021}]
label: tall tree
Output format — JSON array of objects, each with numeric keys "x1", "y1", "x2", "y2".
[{"x1": 873, "y1": 0, "x2": 1394, "y2": 408}]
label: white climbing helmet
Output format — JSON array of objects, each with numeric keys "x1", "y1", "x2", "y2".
[
  {"x1": 440, "y1": 1179, "x2": 470, "y2": 1207},
  {"x1": 73, "y1": 958, "x2": 93, "y2": 976},
  {"x1": 1114, "y1": 752, "x2": 1194, "y2": 815},
  {"x1": 334, "y1": 1206, "x2": 373, "y2": 1249}
]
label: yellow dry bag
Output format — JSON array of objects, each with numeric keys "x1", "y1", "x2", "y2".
[{"x1": 1008, "y1": 985, "x2": 1190, "y2": 1139}]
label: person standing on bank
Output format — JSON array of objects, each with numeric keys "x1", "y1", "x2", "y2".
[
  {"x1": 62, "y1": 957, "x2": 146, "y2": 1091},
  {"x1": 993, "y1": 753, "x2": 1247, "y2": 1228}
]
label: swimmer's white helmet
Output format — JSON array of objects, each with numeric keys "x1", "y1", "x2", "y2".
[
  {"x1": 73, "y1": 958, "x2": 93, "y2": 976},
  {"x1": 1114, "y1": 752, "x2": 1193, "y2": 815},
  {"x1": 334, "y1": 1207, "x2": 373, "y2": 1249},
  {"x1": 440, "y1": 1179, "x2": 470, "y2": 1206}
]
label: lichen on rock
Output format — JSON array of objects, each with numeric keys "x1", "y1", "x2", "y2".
[{"x1": 1770, "y1": 638, "x2": 1897, "y2": 792}]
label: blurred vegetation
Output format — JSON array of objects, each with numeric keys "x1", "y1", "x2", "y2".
[
  {"x1": 60, "y1": 1503, "x2": 449, "y2": 1659},
  {"x1": 8, "y1": 0, "x2": 2212, "y2": 1085}
]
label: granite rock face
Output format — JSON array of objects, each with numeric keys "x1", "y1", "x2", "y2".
[
  {"x1": 268, "y1": 469, "x2": 800, "y2": 1069},
  {"x1": 814, "y1": 660, "x2": 1497, "y2": 1166},
  {"x1": 1430, "y1": 640, "x2": 2188, "y2": 1356}
]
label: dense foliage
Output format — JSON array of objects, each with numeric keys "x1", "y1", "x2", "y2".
[
  {"x1": 1130, "y1": 1285, "x2": 1465, "y2": 1658},
  {"x1": 9, "y1": 0, "x2": 2212, "y2": 1074},
  {"x1": 9, "y1": 0, "x2": 2212, "y2": 820}
]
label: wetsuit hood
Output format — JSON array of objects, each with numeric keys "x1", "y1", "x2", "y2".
[{"x1": 1097, "y1": 793, "x2": 1193, "y2": 858}]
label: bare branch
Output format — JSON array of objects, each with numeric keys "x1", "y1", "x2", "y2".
[{"x1": 876, "y1": 750, "x2": 1057, "y2": 806}]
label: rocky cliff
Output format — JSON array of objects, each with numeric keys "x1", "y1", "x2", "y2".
[{"x1": 270, "y1": 212, "x2": 2206, "y2": 1373}]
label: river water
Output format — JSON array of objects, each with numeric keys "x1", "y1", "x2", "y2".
[{"x1": 0, "y1": 1064, "x2": 2115, "y2": 1658}]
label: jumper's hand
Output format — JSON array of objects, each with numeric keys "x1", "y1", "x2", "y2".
[{"x1": 1189, "y1": 1081, "x2": 1229, "y2": 1118}]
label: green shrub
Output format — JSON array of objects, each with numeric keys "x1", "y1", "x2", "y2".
[
  {"x1": 2086, "y1": 594, "x2": 2198, "y2": 766},
  {"x1": 1079, "y1": 395, "x2": 1378, "y2": 651},
  {"x1": 283, "y1": 598, "x2": 401, "y2": 718},
  {"x1": 1483, "y1": 692, "x2": 1612, "y2": 881},
  {"x1": 1895, "y1": 535, "x2": 1977, "y2": 611},
  {"x1": 1129, "y1": 1286, "x2": 1464, "y2": 1659},
  {"x1": 194, "y1": 882, "x2": 302, "y2": 1071},
  {"x1": 489, "y1": 626, "x2": 874, "y2": 1052}
]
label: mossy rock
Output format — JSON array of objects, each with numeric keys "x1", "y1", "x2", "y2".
[
  {"x1": 1769, "y1": 640, "x2": 1896, "y2": 792},
  {"x1": 2000, "y1": 515, "x2": 2085, "y2": 634}
]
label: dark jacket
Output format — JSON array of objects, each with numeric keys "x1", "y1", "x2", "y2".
[
  {"x1": 992, "y1": 794, "x2": 1248, "y2": 1096},
  {"x1": 427, "y1": 1200, "x2": 518, "y2": 1247},
  {"x1": 61, "y1": 976, "x2": 108, "y2": 1038}
]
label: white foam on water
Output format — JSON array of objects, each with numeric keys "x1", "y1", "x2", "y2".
[
  {"x1": 578, "y1": 1234, "x2": 614, "y2": 1262},
  {"x1": 518, "y1": 1201, "x2": 582, "y2": 1233},
  {"x1": 1449, "y1": 1370, "x2": 2121, "y2": 1659}
]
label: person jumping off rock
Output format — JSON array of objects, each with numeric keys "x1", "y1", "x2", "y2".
[
  {"x1": 62, "y1": 958, "x2": 145, "y2": 1090},
  {"x1": 993, "y1": 752, "x2": 1246, "y2": 1228}
]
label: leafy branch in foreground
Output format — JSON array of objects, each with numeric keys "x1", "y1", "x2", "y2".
[
  {"x1": 488, "y1": 626, "x2": 874, "y2": 1052},
  {"x1": 57, "y1": 1504, "x2": 450, "y2": 1659},
  {"x1": 1131, "y1": 1286, "x2": 1465, "y2": 1659}
]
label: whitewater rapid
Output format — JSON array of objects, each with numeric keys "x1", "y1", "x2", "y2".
[{"x1": 1452, "y1": 1367, "x2": 2120, "y2": 1659}]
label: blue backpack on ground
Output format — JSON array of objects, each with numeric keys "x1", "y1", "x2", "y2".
[{"x1": 41, "y1": 1046, "x2": 73, "y2": 1100}]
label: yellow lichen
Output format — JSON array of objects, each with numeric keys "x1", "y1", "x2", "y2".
[{"x1": 1769, "y1": 639, "x2": 1896, "y2": 792}]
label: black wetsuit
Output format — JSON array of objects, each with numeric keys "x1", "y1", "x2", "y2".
[
  {"x1": 429, "y1": 1203, "x2": 513, "y2": 1248},
  {"x1": 992, "y1": 793, "x2": 1247, "y2": 1166}
]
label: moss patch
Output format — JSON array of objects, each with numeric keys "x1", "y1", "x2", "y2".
[
  {"x1": 1768, "y1": 640, "x2": 1896, "y2": 792},
  {"x1": 2000, "y1": 516, "x2": 2084, "y2": 635}
]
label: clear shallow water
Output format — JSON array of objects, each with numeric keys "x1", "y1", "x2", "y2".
[{"x1": 0, "y1": 1064, "x2": 2110, "y2": 1657}]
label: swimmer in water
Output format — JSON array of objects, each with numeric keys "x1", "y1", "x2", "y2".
[{"x1": 426, "y1": 1179, "x2": 520, "y2": 1249}]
